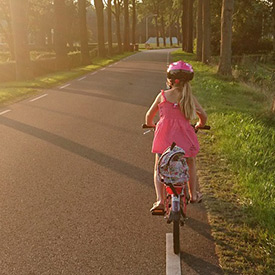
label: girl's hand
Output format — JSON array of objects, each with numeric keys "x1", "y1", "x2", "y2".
[
  {"x1": 146, "y1": 122, "x2": 155, "y2": 127},
  {"x1": 195, "y1": 122, "x2": 203, "y2": 130}
]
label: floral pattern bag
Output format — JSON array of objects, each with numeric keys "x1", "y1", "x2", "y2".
[{"x1": 157, "y1": 145, "x2": 189, "y2": 185}]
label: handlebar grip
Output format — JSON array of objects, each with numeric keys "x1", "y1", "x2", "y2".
[
  {"x1": 192, "y1": 124, "x2": 211, "y2": 130},
  {"x1": 142, "y1": 124, "x2": 155, "y2": 129},
  {"x1": 198, "y1": 125, "x2": 211, "y2": 130}
]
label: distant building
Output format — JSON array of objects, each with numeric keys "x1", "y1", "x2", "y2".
[{"x1": 145, "y1": 37, "x2": 178, "y2": 45}]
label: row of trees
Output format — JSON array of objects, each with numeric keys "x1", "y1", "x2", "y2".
[{"x1": 1, "y1": 0, "x2": 274, "y2": 80}]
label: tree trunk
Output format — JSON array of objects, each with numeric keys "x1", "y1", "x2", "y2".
[
  {"x1": 123, "y1": 0, "x2": 130, "y2": 51},
  {"x1": 218, "y1": 0, "x2": 234, "y2": 76},
  {"x1": 272, "y1": 97, "x2": 275, "y2": 113},
  {"x1": 94, "y1": 0, "x2": 106, "y2": 57},
  {"x1": 9, "y1": 0, "x2": 32, "y2": 80},
  {"x1": 182, "y1": 0, "x2": 188, "y2": 51},
  {"x1": 114, "y1": 0, "x2": 123, "y2": 53},
  {"x1": 186, "y1": 0, "x2": 193, "y2": 53},
  {"x1": 54, "y1": 0, "x2": 68, "y2": 70},
  {"x1": 176, "y1": 18, "x2": 181, "y2": 46},
  {"x1": 107, "y1": 0, "x2": 113, "y2": 55},
  {"x1": 79, "y1": 0, "x2": 90, "y2": 65},
  {"x1": 272, "y1": 0, "x2": 275, "y2": 52},
  {"x1": 202, "y1": 0, "x2": 211, "y2": 64},
  {"x1": 132, "y1": 0, "x2": 136, "y2": 45},
  {"x1": 115, "y1": 13, "x2": 122, "y2": 53},
  {"x1": 169, "y1": 25, "x2": 173, "y2": 46},
  {"x1": 155, "y1": 16, "x2": 159, "y2": 47},
  {"x1": 196, "y1": 0, "x2": 203, "y2": 61},
  {"x1": 161, "y1": 15, "x2": 166, "y2": 47}
]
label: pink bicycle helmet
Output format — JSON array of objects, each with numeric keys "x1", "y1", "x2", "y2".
[{"x1": 167, "y1": 60, "x2": 194, "y2": 82}]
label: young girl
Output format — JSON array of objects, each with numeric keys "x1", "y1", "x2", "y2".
[{"x1": 145, "y1": 60, "x2": 207, "y2": 212}]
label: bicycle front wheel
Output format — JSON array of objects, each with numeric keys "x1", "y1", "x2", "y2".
[{"x1": 173, "y1": 220, "x2": 180, "y2": 254}]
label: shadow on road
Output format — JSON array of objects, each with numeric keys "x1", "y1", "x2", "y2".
[
  {"x1": 186, "y1": 216, "x2": 214, "y2": 242},
  {"x1": 181, "y1": 251, "x2": 223, "y2": 275},
  {"x1": 0, "y1": 116, "x2": 153, "y2": 186}
]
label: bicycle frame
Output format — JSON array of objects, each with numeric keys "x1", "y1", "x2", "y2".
[
  {"x1": 164, "y1": 182, "x2": 188, "y2": 225},
  {"x1": 164, "y1": 182, "x2": 189, "y2": 254}
]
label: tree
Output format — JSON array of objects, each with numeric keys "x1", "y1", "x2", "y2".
[
  {"x1": 196, "y1": 0, "x2": 203, "y2": 61},
  {"x1": 107, "y1": 0, "x2": 113, "y2": 55},
  {"x1": 132, "y1": 0, "x2": 136, "y2": 45},
  {"x1": 272, "y1": 0, "x2": 275, "y2": 52},
  {"x1": 113, "y1": 0, "x2": 123, "y2": 53},
  {"x1": 124, "y1": 0, "x2": 130, "y2": 51},
  {"x1": 9, "y1": 0, "x2": 32, "y2": 80},
  {"x1": 172, "y1": 0, "x2": 182, "y2": 46},
  {"x1": 139, "y1": 0, "x2": 160, "y2": 46},
  {"x1": 153, "y1": 0, "x2": 160, "y2": 47},
  {"x1": 160, "y1": 14, "x2": 166, "y2": 47},
  {"x1": 202, "y1": 0, "x2": 211, "y2": 64},
  {"x1": 54, "y1": 0, "x2": 68, "y2": 70},
  {"x1": 182, "y1": 0, "x2": 188, "y2": 51},
  {"x1": 218, "y1": 0, "x2": 234, "y2": 76},
  {"x1": 78, "y1": 0, "x2": 90, "y2": 64},
  {"x1": 94, "y1": 0, "x2": 106, "y2": 57},
  {"x1": 186, "y1": 0, "x2": 194, "y2": 53},
  {"x1": 0, "y1": 0, "x2": 14, "y2": 59}
]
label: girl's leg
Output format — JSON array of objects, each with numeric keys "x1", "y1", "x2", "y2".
[
  {"x1": 186, "y1": 157, "x2": 199, "y2": 201},
  {"x1": 153, "y1": 154, "x2": 164, "y2": 204}
]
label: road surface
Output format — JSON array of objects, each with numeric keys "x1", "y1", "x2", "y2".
[{"x1": 0, "y1": 49, "x2": 222, "y2": 274}]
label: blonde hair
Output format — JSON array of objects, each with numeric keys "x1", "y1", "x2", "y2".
[{"x1": 169, "y1": 80, "x2": 196, "y2": 120}]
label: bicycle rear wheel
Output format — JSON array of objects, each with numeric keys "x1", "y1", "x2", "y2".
[{"x1": 173, "y1": 220, "x2": 180, "y2": 254}]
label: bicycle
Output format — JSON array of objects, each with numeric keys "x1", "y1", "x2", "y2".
[{"x1": 142, "y1": 123, "x2": 210, "y2": 254}]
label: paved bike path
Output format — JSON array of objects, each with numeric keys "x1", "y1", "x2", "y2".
[{"x1": 0, "y1": 49, "x2": 222, "y2": 274}]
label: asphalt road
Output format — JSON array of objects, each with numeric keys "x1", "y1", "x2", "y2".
[{"x1": 0, "y1": 49, "x2": 222, "y2": 275}]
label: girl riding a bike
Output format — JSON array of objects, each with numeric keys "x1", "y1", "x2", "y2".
[{"x1": 145, "y1": 60, "x2": 207, "y2": 213}]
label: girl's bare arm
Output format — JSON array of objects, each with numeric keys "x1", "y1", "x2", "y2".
[
  {"x1": 145, "y1": 93, "x2": 162, "y2": 126},
  {"x1": 193, "y1": 96, "x2": 207, "y2": 127}
]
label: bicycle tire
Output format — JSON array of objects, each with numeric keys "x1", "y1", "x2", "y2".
[{"x1": 173, "y1": 220, "x2": 180, "y2": 254}]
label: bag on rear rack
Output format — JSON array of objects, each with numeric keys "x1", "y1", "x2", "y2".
[{"x1": 157, "y1": 144, "x2": 189, "y2": 185}]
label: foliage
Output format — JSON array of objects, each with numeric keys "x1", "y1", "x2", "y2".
[{"x1": 210, "y1": 0, "x2": 274, "y2": 55}]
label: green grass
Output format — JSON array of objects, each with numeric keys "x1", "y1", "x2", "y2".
[
  {"x1": 0, "y1": 52, "x2": 134, "y2": 106},
  {"x1": 171, "y1": 50, "x2": 275, "y2": 273}
]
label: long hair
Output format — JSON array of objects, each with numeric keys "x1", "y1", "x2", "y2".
[{"x1": 168, "y1": 79, "x2": 196, "y2": 120}]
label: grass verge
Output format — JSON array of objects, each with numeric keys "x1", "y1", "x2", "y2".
[
  {"x1": 171, "y1": 50, "x2": 275, "y2": 274},
  {"x1": 0, "y1": 52, "x2": 134, "y2": 107}
]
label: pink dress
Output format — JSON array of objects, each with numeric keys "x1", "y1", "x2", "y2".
[{"x1": 152, "y1": 91, "x2": 199, "y2": 157}]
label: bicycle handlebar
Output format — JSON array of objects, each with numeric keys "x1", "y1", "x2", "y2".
[
  {"x1": 142, "y1": 124, "x2": 211, "y2": 130},
  {"x1": 191, "y1": 124, "x2": 211, "y2": 130},
  {"x1": 142, "y1": 124, "x2": 156, "y2": 129}
]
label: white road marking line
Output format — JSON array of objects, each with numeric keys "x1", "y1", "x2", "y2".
[
  {"x1": 90, "y1": 71, "x2": 97, "y2": 75},
  {"x1": 77, "y1": 76, "x2": 86, "y2": 81},
  {"x1": 100, "y1": 68, "x2": 106, "y2": 71},
  {"x1": 29, "y1": 93, "x2": 48, "y2": 102},
  {"x1": 166, "y1": 233, "x2": 181, "y2": 275},
  {"x1": 59, "y1": 84, "x2": 71, "y2": 89},
  {"x1": 0, "y1": 109, "x2": 11, "y2": 116},
  {"x1": 108, "y1": 64, "x2": 113, "y2": 67}
]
